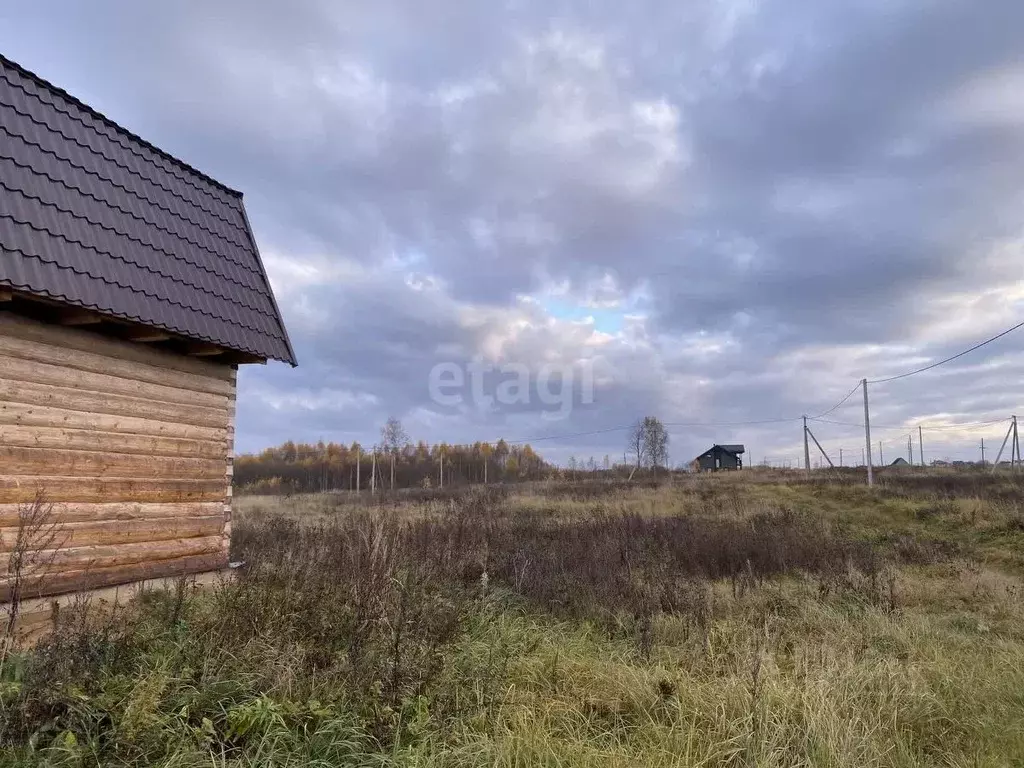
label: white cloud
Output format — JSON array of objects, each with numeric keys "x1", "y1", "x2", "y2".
[{"x1": 945, "y1": 64, "x2": 1024, "y2": 129}]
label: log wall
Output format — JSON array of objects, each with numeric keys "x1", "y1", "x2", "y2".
[{"x1": 0, "y1": 313, "x2": 235, "y2": 605}]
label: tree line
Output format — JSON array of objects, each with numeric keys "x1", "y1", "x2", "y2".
[
  {"x1": 234, "y1": 415, "x2": 674, "y2": 495},
  {"x1": 233, "y1": 419, "x2": 552, "y2": 495}
]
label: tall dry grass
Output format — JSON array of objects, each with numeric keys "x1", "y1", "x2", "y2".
[{"x1": 1, "y1": 476, "x2": 1023, "y2": 765}]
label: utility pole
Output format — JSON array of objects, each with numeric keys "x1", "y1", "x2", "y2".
[
  {"x1": 980, "y1": 438, "x2": 986, "y2": 466},
  {"x1": 356, "y1": 449, "x2": 361, "y2": 493},
  {"x1": 371, "y1": 449, "x2": 377, "y2": 494},
  {"x1": 807, "y1": 427, "x2": 835, "y2": 468},
  {"x1": 918, "y1": 425, "x2": 924, "y2": 467},
  {"x1": 993, "y1": 420, "x2": 1014, "y2": 472},
  {"x1": 320, "y1": 440, "x2": 327, "y2": 493},
  {"x1": 803, "y1": 416, "x2": 811, "y2": 475},
  {"x1": 879, "y1": 442, "x2": 884, "y2": 465},
  {"x1": 907, "y1": 434, "x2": 913, "y2": 464},
  {"x1": 839, "y1": 448, "x2": 843, "y2": 467},
  {"x1": 439, "y1": 451, "x2": 444, "y2": 489},
  {"x1": 862, "y1": 379, "x2": 873, "y2": 487},
  {"x1": 1014, "y1": 415, "x2": 1021, "y2": 470}
]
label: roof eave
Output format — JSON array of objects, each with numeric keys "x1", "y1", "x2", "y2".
[{"x1": 237, "y1": 201, "x2": 298, "y2": 367}]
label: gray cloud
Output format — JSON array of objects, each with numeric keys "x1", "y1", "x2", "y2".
[{"x1": 2, "y1": 0, "x2": 1023, "y2": 465}]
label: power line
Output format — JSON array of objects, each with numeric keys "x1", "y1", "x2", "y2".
[
  {"x1": 807, "y1": 417, "x2": 868, "y2": 428},
  {"x1": 664, "y1": 417, "x2": 800, "y2": 428},
  {"x1": 912, "y1": 418, "x2": 1009, "y2": 431},
  {"x1": 505, "y1": 415, "x2": 802, "y2": 445},
  {"x1": 869, "y1": 319, "x2": 1024, "y2": 384},
  {"x1": 809, "y1": 381, "x2": 862, "y2": 419},
  {"x1": 506, "y1": 425, "x2": 633, "y2": 444},
  {"x1": 809, "y1": 416, "x2": 1008, "y2": 431},
  {"x1": 284, "y1": 412, "x2": 1012, "y2": 459},
  {"x1": 503, "y1": 411, "x2": 1009, "y2": 448}
]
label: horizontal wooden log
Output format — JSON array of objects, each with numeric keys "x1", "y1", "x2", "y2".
[
  {"x1": 7, "y1": 603, "x2": 57, "y2": 632},
  {"x1": 0, "y1": 501, "x2": 224, "y2": 526},
  {"x1": 1, "y1": 534, "x2": 223, "y2": 573},
  {"x1": 0, "y1": 446, "x2": 226, "y2": 481},
  {"x1": 0, "y1": 551, "x2": 229, "y2": 602},
  {"x1": 6, "y1": 568, "x2": 228, "y2": 643},
  {"x1": 0, "y1": 378, "x2": 229, "y2": 429},
  {"x1": 0, "y1": 402, "x2": 227, "y2": 443},
  {"x1": 0, "y1": 516, "x2": 224, "y2": 552},
  {"x1": 0, "y1": 477, "x2": 226, "y2": 504},
  {"x1": 0, "y1": 313, "x2": 235, "y2": 387},
  {"x1": 0, "y1": 425, "x2": 226, "y2": 460},
  {"x1": 0, "y1": 354, "x2": 229, "y2": 410}
]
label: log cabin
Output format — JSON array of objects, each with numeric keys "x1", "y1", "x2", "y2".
[{"x1": 0, "y1": 54, "x2": 295, "y2": 639}]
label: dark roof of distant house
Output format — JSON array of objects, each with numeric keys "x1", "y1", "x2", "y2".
[
  {"x1": 0, "y1": 54, "x2": 296, "y2": 365},
  {"x1": 693, "y1": 444, "x2": 746, "y2": 460},
  {"x1": 889, "y1": 457, "x2": 910, "y2": 466}
]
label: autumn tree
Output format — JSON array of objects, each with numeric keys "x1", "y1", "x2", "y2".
[
  {"x1": 627, "y1": 416, "x2": 669, "y2": 476},
  {"x1": 642, "y1": 416, "x2": 669, "y2": 470},
  {"x1": 380, "y1": 417, "x2": 409, "y2": 490},
  {"x1": 233, "y1": 436, "x2": 555, "y2": 493},
  {"x1": 628, "y1": 420, "x2": 647, "y2": 475}
]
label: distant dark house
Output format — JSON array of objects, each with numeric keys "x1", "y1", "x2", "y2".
[
  {"x1": 691, "y1": 444, "x2": 745, "y2": 472},
  {"x1": 889, "y1": 457, "x2": 910, "y2": 467}
]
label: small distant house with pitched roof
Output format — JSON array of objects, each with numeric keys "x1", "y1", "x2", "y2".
[
  {"x1": 0, "y1": 54, "x2": 295, "y2": 634},
  {"x1": 691, "y1": 444, "x2": 745, "y2": 472}
]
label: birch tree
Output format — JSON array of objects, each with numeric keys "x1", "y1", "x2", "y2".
[{"x1": 380, "y1": 417, "x2": 409, "y2": 490}]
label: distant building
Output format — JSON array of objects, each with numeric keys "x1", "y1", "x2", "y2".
[
  {"x1": 889, "y1": 457, "x2": 911, "y2": 467},
  {"x1": 691, "y1": 444, "x2": 745, "y2": 472}
]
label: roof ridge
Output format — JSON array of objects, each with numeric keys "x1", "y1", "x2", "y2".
[
  {"x1": 1, "y1": 72, "x2": 244, "y2": 218},
  {"x1": 0, "y1": 53, "x2": 243, "y2": 200}
]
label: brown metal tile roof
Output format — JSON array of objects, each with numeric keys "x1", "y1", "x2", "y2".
[{"x1": 0, "y1": 54, "x2": 296, "y2": 365}]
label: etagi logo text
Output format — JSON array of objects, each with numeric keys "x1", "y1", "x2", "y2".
[{"x1": 428, "y1": 359, "x2": 596, "y2": 419}]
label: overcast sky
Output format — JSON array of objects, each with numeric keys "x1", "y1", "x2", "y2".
[{"x1": 4, "y1": 1, "x2": 1024, "y2": 466}]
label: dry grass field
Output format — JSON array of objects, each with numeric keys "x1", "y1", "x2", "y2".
[{"x1": 3, "y1": 470, "x2": 1024, "y2": 766}]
